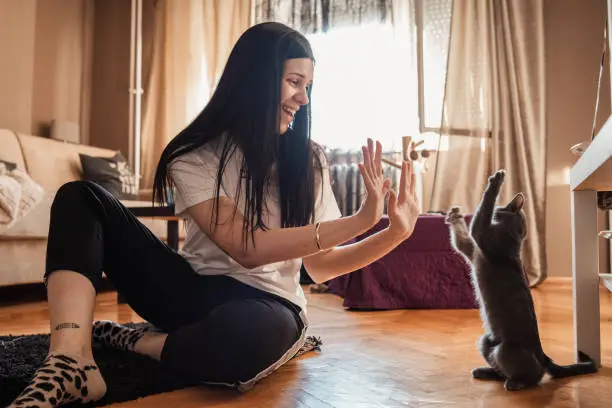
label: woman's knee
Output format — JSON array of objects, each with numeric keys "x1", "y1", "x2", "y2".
[
  {"x1": 51, "y1": 180, "x2": 109, "y2": 217},
  {"x1": 161, "y1": 298, "x2": 302, "y2": 384},
  {"x1": 53, "y1": 180, "x2": 94, "y2": 207}
]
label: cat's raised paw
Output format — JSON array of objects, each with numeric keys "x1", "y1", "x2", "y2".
[
  {"x1": 490, "y1": 169, "x2": 505, "y2": 183},
  {"x1": 487, "y1": 169, "x2": 506, "y2": 191},
  {"x1": 445, "y1": 207, "x2": 463, "y2": 224}
]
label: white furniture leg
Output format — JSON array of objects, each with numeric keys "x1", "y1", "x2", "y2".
[{"x1": 571, "y1": 189, "x2": 601, "y2": 366}]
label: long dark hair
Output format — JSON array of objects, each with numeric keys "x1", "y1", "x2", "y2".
[{"x1": 153, "y1": 22, "x2": 323, "y2": 248}]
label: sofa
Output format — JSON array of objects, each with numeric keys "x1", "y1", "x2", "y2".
[{"x1": 0, "y1": 129, "x2": 185, "y2": 287}]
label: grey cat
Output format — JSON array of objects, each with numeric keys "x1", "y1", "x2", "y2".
[{"x1": 445, "y1": 169, "x2": 598, "y2": 391}]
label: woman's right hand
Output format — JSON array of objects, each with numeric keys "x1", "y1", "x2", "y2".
[{"x1": 356, "y1": 138, "x2": 392, "y2": 228}]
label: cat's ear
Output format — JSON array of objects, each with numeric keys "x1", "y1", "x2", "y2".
[{"x1": 509, "y1": 193, "x2": 525, "y2": 212}]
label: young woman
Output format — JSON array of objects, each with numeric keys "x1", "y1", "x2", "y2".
[{"x1": 8, "y1": 22, "x2": 419, "y2": 408}]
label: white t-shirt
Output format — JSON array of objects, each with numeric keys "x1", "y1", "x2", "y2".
[{"x1": 168, "y1": 136, "x2": 342, "y2": 315}]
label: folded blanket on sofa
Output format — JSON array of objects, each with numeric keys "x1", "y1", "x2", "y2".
[
  {"x1": 0, "y1": 165, "x2": 21, "y2": 225},
  {"x1": 0, "y1": 163, "x2": 44, "y2": 230}
]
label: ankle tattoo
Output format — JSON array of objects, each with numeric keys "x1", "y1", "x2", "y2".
[{"x1": 54, "y1": 323, "x2": 81, "y2": 331}]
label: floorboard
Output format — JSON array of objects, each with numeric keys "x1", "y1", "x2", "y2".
[{"x1": 1, "y1": 278, "x2": 611, "y2": 407}]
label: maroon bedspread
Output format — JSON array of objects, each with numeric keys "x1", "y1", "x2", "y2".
[{"x1": 326, "y1": 214, "x2": 478, "y2": 310}]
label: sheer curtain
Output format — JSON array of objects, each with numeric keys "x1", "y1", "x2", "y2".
[
  {"x1": 306, "y1": 23, "x2": 418, "y2": 151},
  {"x1": 254, "y1": 0, "x2": 392, "y2": 33},
  {"x1": 429, "y1": 0, "x2": 547, "y2": 286}
]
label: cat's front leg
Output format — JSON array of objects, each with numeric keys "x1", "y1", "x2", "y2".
[
  {"x1": 471, "y1": 169, "x2": 505, "y2": 244},
  {"x1": 446, "y1": 207, "x2": 475, "y2": 262}
]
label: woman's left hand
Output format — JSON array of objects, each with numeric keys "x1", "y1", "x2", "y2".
[
  {"x1": 387, "y1": 160, "x2": 420, "y2": 239},
  {"x1": 356, "y1": 138, "x2": 392, "y2": 228}
]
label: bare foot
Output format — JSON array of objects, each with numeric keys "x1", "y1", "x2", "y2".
[{"x1": 8, "y1": 353, "x2": 106, "y2": 407}]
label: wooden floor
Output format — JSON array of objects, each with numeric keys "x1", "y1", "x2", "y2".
[{"x1": 1, "y1": 278, "x2": 611, "y2": 407}]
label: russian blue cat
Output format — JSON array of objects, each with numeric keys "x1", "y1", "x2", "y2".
[{"x1": 446, "y1": 169, "x2": 597, "y2": 391}]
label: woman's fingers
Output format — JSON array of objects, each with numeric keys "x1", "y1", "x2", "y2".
[
  {"x1": 361, "y1": 145, "x2": 372, "y2": 180},
  {"x1": 375, "y1": 140, "x2": 383, "y2": 176},
  {"x1": 360, "y1": 138, "x2": 388, "y2": 194},
  {"x1": 388, "y1": 189, "x2": 397, "y2": 212},
  {"x1": 383, "y1": 178, "x2": 392, "y2": 195},
  {"x1": 398, "y1": 160, "x2": 408, "y2": 203},
  {"x1": 367, "y1": 138, "x2": 375, "y2": 172},
  {"x1": 409, "y1": 164, "x2": 416, "y2": 198},
  {"x1": 358, "y1": 163, "x2": 372, "y2": 188},
  {"x1": 404, "y1": 161, "x2": 413, "y2": 197}
]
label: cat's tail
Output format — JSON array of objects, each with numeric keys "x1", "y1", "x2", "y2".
[{"x1": 543, "y1": 351, "x2": 598, "y2": 379}]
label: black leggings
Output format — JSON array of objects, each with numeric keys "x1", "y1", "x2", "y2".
[{"x1": 44, "y1": 181, "x2": 305, "y2": 390}]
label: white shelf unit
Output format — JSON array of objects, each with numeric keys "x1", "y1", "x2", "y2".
[{"x1": 570, "y1": 113, "x2": 612, "y2": 368}]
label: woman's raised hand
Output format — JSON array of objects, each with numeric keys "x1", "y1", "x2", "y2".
[
  {"x1": 357, "y1": 138, "x2": 392, "y2": 227},
  {"x1": 387, "y1": 160, "x2": 420, "y2": 239}
]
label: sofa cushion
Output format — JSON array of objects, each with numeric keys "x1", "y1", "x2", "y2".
[
  {"x1": 16, "y1": 132, "x2": 117, "y2": 192},
  {"x1": 79, "y1": 152, "x2": 138, "y2": 200}
]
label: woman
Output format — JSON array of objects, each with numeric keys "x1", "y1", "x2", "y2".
[{"x1": 9, "y1": 22, "x2": 419, "y2": 408}]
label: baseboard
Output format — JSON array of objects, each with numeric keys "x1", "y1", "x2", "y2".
[{"x1": 542, "y1": 276, "x2": 573, "y2": 283}]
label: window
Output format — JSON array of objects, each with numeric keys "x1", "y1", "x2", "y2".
[
  {"x1": 307, "y1": 23, "x2": 418, "y2": 152},
  {"x1": 305, "y1": 0, "x2": 452, "y2": 152}
]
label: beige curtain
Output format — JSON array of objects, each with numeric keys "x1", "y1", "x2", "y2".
[
  {"x1": 140, "y1": 0, "x2": 251, "y2": 191},
  {"x1": 429, "y1": 0, "x2": 547, "y2": 286}
]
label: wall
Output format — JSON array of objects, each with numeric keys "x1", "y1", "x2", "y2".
[
  {"x1": 88, "y1": 0, "x2": 131, "y2": 155},
  {"x1": 0, "y1": 0, "x2": 93, "y2": 140},
  {"x1": 87, "y1": 0, "x2": 157, "y2": 161},
  {"x1": 544, "y1": 0, "x2": 610, "y2": 277},
  {"x1": 0, "y1": 0, "x2": 156, "y2": 166},
  {"x1": 0, "y1": 0, "x2": 37, "y2": 135},
  {"x1": 31, "y1": 0, "x2": 94, "y2": 139}
]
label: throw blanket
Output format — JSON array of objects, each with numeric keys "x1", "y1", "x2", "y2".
[{"x1": 0, "y1": 163, "x2": 44, "y2": 230}]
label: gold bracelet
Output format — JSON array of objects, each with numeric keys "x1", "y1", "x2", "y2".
[{"x1": 314, "y1": 222, "x2": 321, "y2": 250}]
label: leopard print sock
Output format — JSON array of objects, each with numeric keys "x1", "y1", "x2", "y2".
[
  {"x1": 8, "y1": 353, "x2": 106, "y2": 408},
  {"x1": 92, "y1": 320, "x2": 151, "y2": 352}
]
